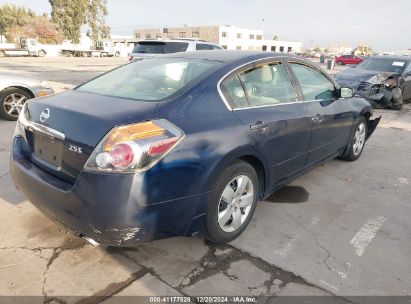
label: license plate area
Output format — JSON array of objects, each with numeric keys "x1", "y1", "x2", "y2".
[{"x1": 34, "y1": 133, "x2": 63, "y2": 168}]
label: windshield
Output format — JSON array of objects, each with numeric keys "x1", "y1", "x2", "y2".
[
  {"x1": 356, "y1": 58, "x2": 407, "y2": 74},
  {"x1": 132, "y1": 42, "x2": 189, "y2": 54},
  {"x1": 76, "y1": 58, "x2": 221, "y2": 101}
]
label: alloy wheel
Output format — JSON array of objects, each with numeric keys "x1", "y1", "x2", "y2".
[
  {"x1": 218, "y1": 175, "x2": 254, "y2": 233},
  {"x1": 353, "y1": 122, "x2": 366, "y2": 156},
  {"x1": 3, "y1": 93, "x2": 27, "y2": 118}
]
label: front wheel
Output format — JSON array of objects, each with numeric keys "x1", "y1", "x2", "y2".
[
  {"x1": 337, "y1": 61, "x2": 344, "y2": 65},
  {"x1": 206, "y1": 161, "x2": 258, "y2": 243},
  {"x1": 340, "y1": 117, "x2": 368, "y2": 161}
]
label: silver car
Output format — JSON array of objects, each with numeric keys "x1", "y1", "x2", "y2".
[
  {"x1": 129, "y1": 39, "x2": 223, "y2": 61},
  {"x1": 0, "y1": 73, "x2": 55, "y2": 120}
]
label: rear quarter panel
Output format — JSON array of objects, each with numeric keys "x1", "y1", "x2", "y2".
[{"x1": 155, "y1": 70, "x2": 269, "y2": 208}]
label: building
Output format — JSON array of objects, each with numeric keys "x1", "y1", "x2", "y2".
[{"x1": 132, "y1": 25, "x2": 302, "y2": 53}]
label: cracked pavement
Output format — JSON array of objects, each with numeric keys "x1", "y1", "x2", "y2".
[{"x1": 0, "y1": 58, "x2": 411, "y2": 302}]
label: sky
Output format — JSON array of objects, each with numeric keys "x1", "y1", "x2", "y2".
[{"x1": 1, "y1": 0, "x2": 410, "y2": 51}]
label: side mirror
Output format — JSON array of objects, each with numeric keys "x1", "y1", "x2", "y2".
[{"x1": 340, "y1": 87, "x2": 354, "y2": 99}]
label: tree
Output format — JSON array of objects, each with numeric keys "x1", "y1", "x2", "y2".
[
  {"x1": 313, "y1": 47, "x2": 322, "y2": 53},
  {"x1": 21, "y1": 16, "x2": 63, "y2": 44},
  {"x1": 49, "y1": 0, "x2": 87, "y2": 43},
  {"x1": 86, "y1": 0, "x2": 110, "y2": 42},
  {"x1": 0, "y1": 4, "x2": 62, "y2": 44},
  {"x1": 0, "y1": 4, "x2": 36, "y2": 42},
  {"x1": 49, "y1": 0, "x2": 110, "y2": 43}
]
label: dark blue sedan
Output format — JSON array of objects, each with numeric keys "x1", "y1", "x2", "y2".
[{"x1": 11, "y1": 51, "x2": 380, "y2": 246}]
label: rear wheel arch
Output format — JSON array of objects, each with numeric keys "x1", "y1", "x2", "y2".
[
  {"x1": 3, "y1": 86, "x2": 35, "y2": 99},
  {"x1": 238, "y1": 155, "x2": 267, "y2": 200},
  {"x1": 205, "y1": 149, "x2": 269, "y2": 200}
]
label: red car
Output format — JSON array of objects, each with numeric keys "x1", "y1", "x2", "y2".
[{"x1": 335, "y1": 54, "x2": 364, "y2": 65}]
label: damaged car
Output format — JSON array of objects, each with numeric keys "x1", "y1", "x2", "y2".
[{"x1": 335, "y1": 56, "x2": 411, "y2": 109}]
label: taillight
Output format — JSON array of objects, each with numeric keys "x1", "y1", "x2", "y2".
[{"x1": 84, "y1": 119, "x2": 184, "y2": 173}]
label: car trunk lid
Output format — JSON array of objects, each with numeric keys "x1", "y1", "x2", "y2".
[{"x1": 22, "y1": 90, "x2": 159, "y2": 183}]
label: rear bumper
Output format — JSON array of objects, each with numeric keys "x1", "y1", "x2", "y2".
[{"x1": 10, "y1": 137, "x2": 208, "y2": 246}]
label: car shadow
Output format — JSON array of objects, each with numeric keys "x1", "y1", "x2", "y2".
[{"x1": 263, "y1": 186, "x2": 309, "y2": 204}]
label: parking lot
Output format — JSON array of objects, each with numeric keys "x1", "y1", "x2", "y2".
[{"x1": 0, "y1": 57, "x2": 410, "y2": 302}]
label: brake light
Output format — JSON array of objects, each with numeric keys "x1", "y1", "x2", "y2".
[
  {"x1": 110, "y1": 143, "x2": 135, "y2": 168},
  {"x1": 85, "y1": 119, "x2": 184, "y2": 173},
  {"x1": 148, "y1": 138, "x2": 179, "y2": 156}
]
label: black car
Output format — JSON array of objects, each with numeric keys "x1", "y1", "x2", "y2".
[{"x1": 335, "y1": 56, "x2": 411, "y2": 109}]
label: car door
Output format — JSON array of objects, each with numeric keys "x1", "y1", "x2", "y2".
[
  {"x1": 287, "y1": 61, "x2": 353, "y2": 166},
  {"x1": 354, "y1": 56, "x2": 363, "y2": 64},
  {"x1": 402, "y1": 62, "x2": 411, "y2": 100},
  {"x1": 220, "y1": 60, "x2": 312, "y2": 186},
  {"x1": 348, "y1": 55, "x2": 356, "y2": 64},
  {"x1": 342, "y1": 55, "x2": 349, "y2": 64}
]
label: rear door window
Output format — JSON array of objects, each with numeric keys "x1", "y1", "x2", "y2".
[
  {"x1": 220, "y1": 62, "x2": 297, "y2": 108},
  {"x1": 239, "y1": 63, "x2": 297, "y2": 107},
  {"x1": 196, "y1": 44, "x2": 214, "y2": 50},
  {"x1": 290, "y1": 63, "x2": 336, "y2": 101}
]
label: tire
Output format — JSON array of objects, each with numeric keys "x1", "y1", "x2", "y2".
[
  {"x1": 337, "y1": 61, "x2": 344, "y2": 66},
  {"x1": 340, "y1": 117, "x2": 368, "y2": 161},
  {"x1": 391, "y1": 88, "x2": 403, "y2": 110},
  {"x1": 0, "y1": 87, "x2": 32, "y2": 121},
  {"x1": 37, "y1": 49, "x2": 46, "y2": 57},
  {"x1": 0, "y1": 51, "x2": 5, "y2": 57},
  {"x1": 206, "y1": 160, "x2": 259, "y2": 243},
  {"x1": 115, "y1": 51, "x2": 120, "y2": 57}
]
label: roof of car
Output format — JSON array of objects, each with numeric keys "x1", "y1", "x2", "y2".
[{"x1": 163, "y1": 50, "x2": 300, "y2": 63}]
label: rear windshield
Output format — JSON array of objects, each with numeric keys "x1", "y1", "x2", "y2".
[
  {"x1": 76, "y1": 58, "x2": 221, "y2": 101},
  {"x1": 132, "y1": 41, "x2": 189, "y2": 54},
  {"x1": 356, "y1": 58, "x2": 407, "y2": 74}
]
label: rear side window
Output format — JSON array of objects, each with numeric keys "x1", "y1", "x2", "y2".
[
  {"x1": 132, "y1": 42, "x2": 166, "y2": 54},
  {"x1": 290, "y1": 63, "x2": 336, "y2": 100},
  {"x1": 220, "y1": 75, "x2": 249, "y2": 108},
  {"x1": 221, "y1": 63, "x2": 296, "y2": 108},
  {"x1": 132, "y1": 42, "x2": 189, "y2": 54}
]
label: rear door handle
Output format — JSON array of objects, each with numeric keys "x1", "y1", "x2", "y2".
[
  {"x1": 311, "y1": 114, "x2": 324, "y2": 124},
  {"x1": 250, "y1": 121, "x2": 269, "y2": 130}
]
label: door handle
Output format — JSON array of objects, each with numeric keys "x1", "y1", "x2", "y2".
[
  {"x1": 250, "y1": 121, "x2": 269, "y2": 130},
  {"x1": 311, "y1": 114, "x2": 324, "y2": 124}
]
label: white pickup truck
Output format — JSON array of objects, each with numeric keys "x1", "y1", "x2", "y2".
[{"x1": 0, "y1": 38, "x2": 46, "y2": 57}]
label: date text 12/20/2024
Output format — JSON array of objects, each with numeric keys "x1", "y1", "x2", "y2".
[{"x1": 149, "y1": 296, "x2": 257, "y2": 303}]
